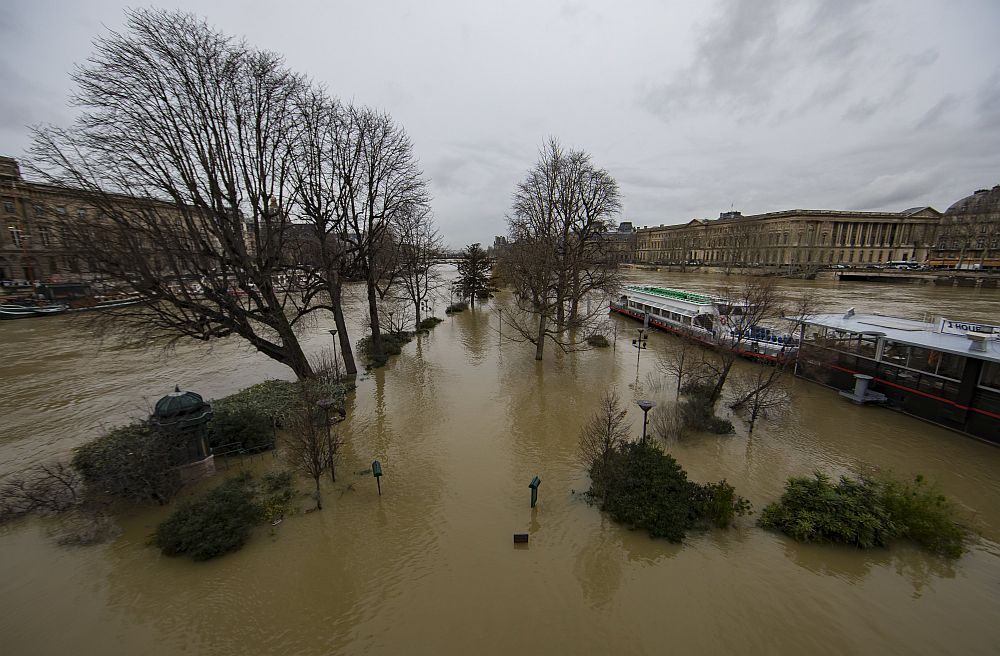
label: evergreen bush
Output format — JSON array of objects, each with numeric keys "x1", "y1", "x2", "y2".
[
  {"x1": 154, "y1": 475, "x2": 262, "y2": 560},
  {"x1": 586, "y1": 334, "x2": 610, "y2": 348},
  {"x1": 417, "y1": 316, "x2": 443, "y2": 330},
  {"x1": 154, "y1": 470, "x2": 295, "y2": 560},
  {"x1": 759, "y1": 472, "x2": 968, "y2": 558},
  {"x1": 588, "y1": 441, "x2": 751, "y2": 542},
  {"x1": 207, "y1": 405, "x2": 273, "y2": 453}
]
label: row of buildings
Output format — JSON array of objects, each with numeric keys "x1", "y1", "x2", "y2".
[
  {"x1": 5, "y1": 153, "x2": 1000, "y2": 285},
  {"x1": 604, "y1": 186, "x2": 1000, "y2": 271}
]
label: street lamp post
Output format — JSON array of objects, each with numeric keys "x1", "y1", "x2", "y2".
[
  {"x1": 637, "y1": 399, "x2": 656, "y2": 444},
  {"x1": 632, "y1": 328, "x2": 648, "y2": 376}
]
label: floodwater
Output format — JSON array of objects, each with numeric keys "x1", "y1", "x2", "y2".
[{"x1": 2, "y1": 271, "x2": 1000, "y2": 655}]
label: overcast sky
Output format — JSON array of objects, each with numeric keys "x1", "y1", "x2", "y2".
[{"x1": 3, "y1": 0, "x2": 999, "y2": 247}]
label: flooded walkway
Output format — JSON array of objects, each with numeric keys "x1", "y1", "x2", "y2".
[{"x1": 2, "y1": 273, "x2": 1000, "y2": 654}]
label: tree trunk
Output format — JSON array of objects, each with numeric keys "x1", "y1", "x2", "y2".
[
  {"x1": 314, "y1": 476, "x2": 322, "y2": 510},
  {"x1": 276, "y1": 323, "x2": 314, "y2": 379},
  {"x1": 710, "y1": 359, "x2": 734, "y2": 403},
  {"x1": 535, "y1": 312, "x2": 546, "y2": 360},
  {"x1": 329, "y1": 280, "x2": 357, "y2": 375},
  {"x1": 366, "y1": 271, "x2": 383, "y2": 360}
]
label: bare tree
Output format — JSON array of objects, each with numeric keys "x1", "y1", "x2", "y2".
[
  {"x1": 726, "y1": 286, "x2": 817, "y2": 432},
  {"x1": 283, "y1": 385, "x2": 340, "y2": 510},
  {"x1": 578, "y1": 390, "x2": 631, "y2": 505},
  {"x1": 728, "y1": 366, "x2": 790, "y2": 434},
  {"x1": 395, "y1": 205, "x2": 443, "y2": 326},
  {"x1": 499, "y1": 138, "x2": 622, "y2": 360},
  {"x1": 701, "y1": 279, "x2": 785, "y2": 403},
  {"x1": 289, "y1": 90, "x2": 359, "y2": 375},
  {"x1": 336, "y1": 105, "x2": 429, "y2": 363},
  {"x1": 656, "y1": 339, "x2": 704, "y2": 400},
  {"x1": 0, "y1": 461, "x2": 82, "y2": 523},
  {"x1": 30, "y1": 9, "x2": 320, "y2": 379}
]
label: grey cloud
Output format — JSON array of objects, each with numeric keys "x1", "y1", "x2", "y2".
[
  {"x1": 842, "y1": 48, "x2": 938, "y2": 123},
  {"x1": 976, "y1": 68, "x2": 1000, "y2": 125},
  {"x1": 640, "y1": 0, "x2": 873, "y2": 121},
  {"x1": 849, "y1": 170, "x2": 940, "y2": 210},
  {"x1": 915, "y1": 94, "x2": 960, "y2": 130}
]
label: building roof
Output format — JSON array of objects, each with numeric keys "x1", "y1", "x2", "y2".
[
  {"x1": 801, "y1": 312, "x2": 1000, "y2": 364},
  {"x1": 945, "y1": 185, "x2": 1000, "y2": 215},
  {"x1": 626, "y1": 285, "x2": 716, "y2": 306}
]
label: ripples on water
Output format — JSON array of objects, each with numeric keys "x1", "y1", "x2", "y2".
[{"x1": 1, "y1": 274, "x2": 1000, "y2": 654}]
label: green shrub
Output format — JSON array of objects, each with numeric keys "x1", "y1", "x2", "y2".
[
  {"x1": 678, "y1": 397, "x2": 734, "y2": 434},
  {"x1": 586, "y1": 334, "x2": 610, "y2": 348},
  {"x1": 207, "y1": 405, "x2": 273, "y2": 453},
  {"x1": 154, "y1": 476, "x2": 262, "y2": 560},
  {"x1": 73, "y1": 422, "x2": 184, "y2": 504},
  {"x1": 680, "y1": 381, "x2": 716, "y2": 398},
  {"x1": 213, "y1": 380, "x2": 348, "y2": 426},
  {"x1": 758, "y1": 471, "x2": 968, "y2": 557},
  {"x1": 445, "y1": 302, "x2": 468, "y2": 314},
  {"x1": 880, "y1": 474, "x2": 968, "y2": 558},
  {"x1": 588, "y1": 441, "x2": 750, "y2": 542},
  {"x1": 759, "y1": 473, "x2": 896, "y2": 549},
  {"x1": 690, "y1": 480, "x2": 752, "y2": 529},
  {"x1": 417, "y1": 316, "x2": 443, "y2": 330},
  {"x1": 358, "y1": 331, "x2": 413, "y2": 368}
]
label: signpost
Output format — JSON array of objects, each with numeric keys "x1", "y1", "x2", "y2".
[
  {"x1": 937, "y1": 317, "x2": 999, "y2": 335},
  {"x1": 372, "y1": 460, "x2": 383, "y2": 496},
  {"x1": 529, "y1": 476, "x2": 541, "y2": 508}
]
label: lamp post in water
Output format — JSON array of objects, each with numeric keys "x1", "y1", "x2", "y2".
[
  {"x1": 632, "y1": 328, "x2": 648, "y2": 376},
  {"x1": 637, "y1": 399, "x2": 656, "y2": 444}
]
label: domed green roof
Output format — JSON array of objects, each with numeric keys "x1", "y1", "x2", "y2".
[{"x1": 154, "y1": 386, "x2": 207, "y2": 418}]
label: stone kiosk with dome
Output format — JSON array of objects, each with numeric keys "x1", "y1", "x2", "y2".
[{"x1": 150, "y1": 386, "x2": 215, "y2": 483}]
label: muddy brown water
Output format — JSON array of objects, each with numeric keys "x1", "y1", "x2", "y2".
[{"x1": 2, "y1": 271, "x2": 999, "y2": 655}]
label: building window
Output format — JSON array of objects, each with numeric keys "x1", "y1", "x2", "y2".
[
  {"x1": 8, "y1": 226, "x2": 23, "y2": 247},
  {"x1": 2, "y1": 198, "x2": 14, "y2": 214},
  {"x1": 77, "y1": 208, "x2": 87, "y2": 220},
  {"x1": 57, "y1": 206, "x2": 67, "y2": 215},
  {"x1": 38, "y1": 226, "x2": 51, "y2": 247},
  {"x1": 33, "y1": 205, "x2": 44, "y2": 217}
]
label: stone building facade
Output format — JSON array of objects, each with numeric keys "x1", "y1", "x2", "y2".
[
  {"x1": 1, "y1": 156, "x2": 183, "y2": 285},
  {"x1": 928, "y1": 185, "x2": 1000, "y2": 269},
  {"x1": 631, "y1": 207, "x2": 943, "y2": 269}
]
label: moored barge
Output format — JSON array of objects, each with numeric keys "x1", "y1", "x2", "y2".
[
  {"x1": 610, "y1": 285, "x2": 797, "y2": 361},
  {"x1": 793, "y1": 311, "x2": 1000, "y2": 443}
]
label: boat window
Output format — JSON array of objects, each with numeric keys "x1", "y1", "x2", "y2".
[
  {"x1": 935, "y1": 352, "x2": 964, "y2": 380},
  {"x1": 881, "y1": 340, "x2": 909, "y2": 366},
  {"x1": 980, "y1": 362, "x2": 1000, "y2": 392},
  {"x1": 858, "y1": 334, "x2": 878, "y2": 358},
  {"x1": 908, "y1": 347, "x2": 939, "y2": 374}
]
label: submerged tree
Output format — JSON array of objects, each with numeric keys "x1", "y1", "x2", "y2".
[
  {"x1": 283, "y1": 386, "x2": 340, "y2": 510},
  {"x1": 336, "y1": 105, "x2": 430, "y2": 364},
  {"x1": 30, "y1": 9, "x2": 321, "y2": 378},
  {"x1": 499, "y1": 138, "x2": 622, "y2": 360},
  {"x1": 578, "y1": 390, "x2": 631, "y2": 505},
  {"x1": 454, "y1": 242, "x2": 493, "y2": 308},
  {"x1": 395, "y1": 205, "x2": 444, "y2": 326}
]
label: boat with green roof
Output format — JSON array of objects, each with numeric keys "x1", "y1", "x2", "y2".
[{"x1": 610, "y1": 285, "x2": 798, "y2": 361}]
